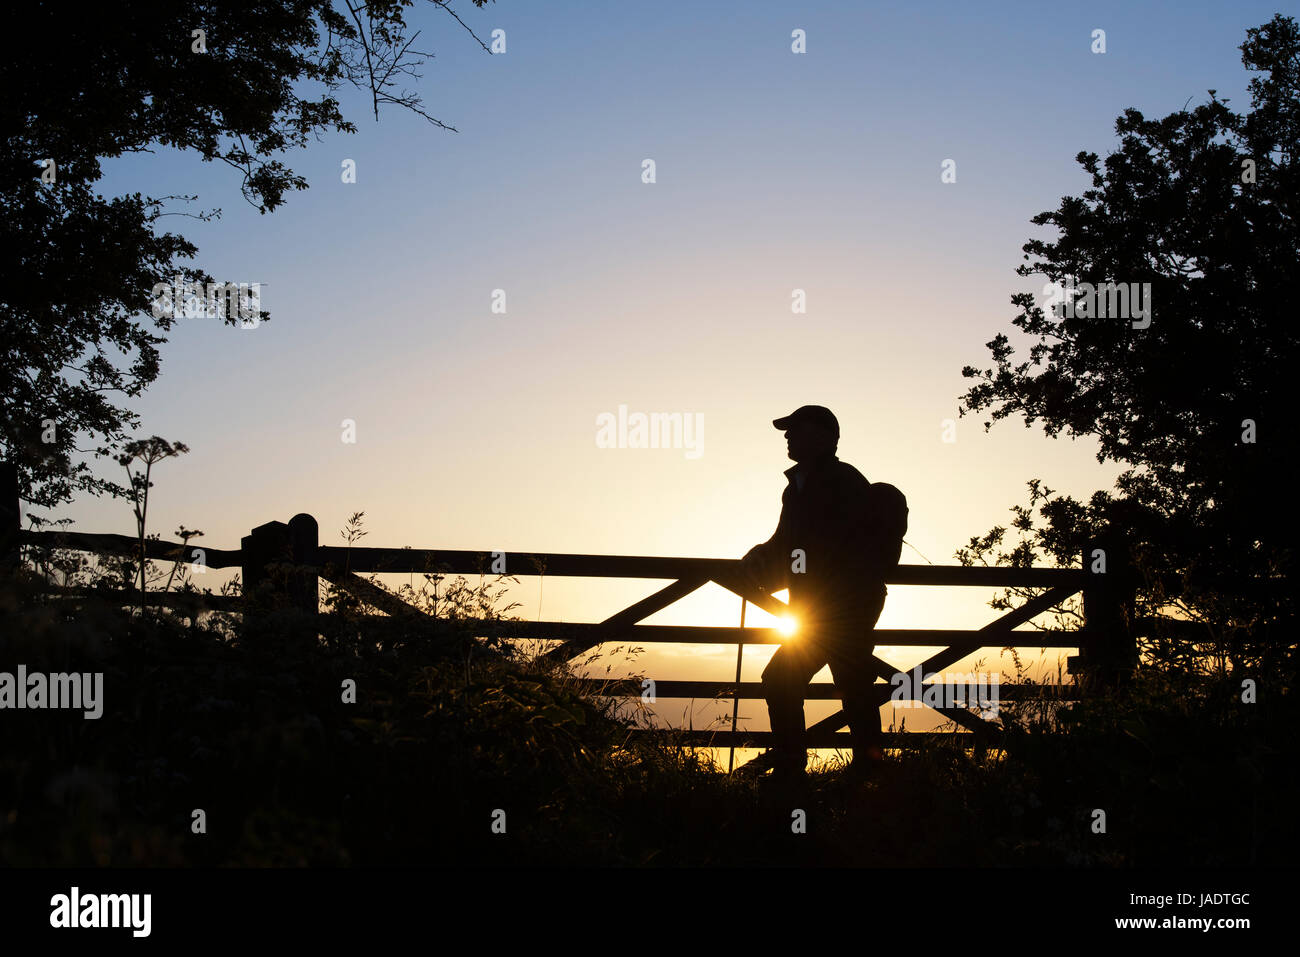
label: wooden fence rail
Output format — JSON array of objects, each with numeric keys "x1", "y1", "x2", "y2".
[
  {"x1": 10, "y1": 497, "x2": 1144, "y2": 764},
  {"x1": 14, "y1": 465, "x2": 1280, "y2": 767}
]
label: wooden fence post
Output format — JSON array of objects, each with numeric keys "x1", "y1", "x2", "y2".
[
  {"x1": 241, "y1": 515, "x2": 318, "y2": 640},
  {"x1": 242, "y1": 520, "x2": 289, "y2": 605},
  {"x1": 1078, "y1": 531, "x2": 1137, "y2": 688},
  {"x1": 0, "y1": 461, "x2": 19, "y2": 576},
  {"x1": 287, "y1": 513, "x2": 319, "y2": 617}
]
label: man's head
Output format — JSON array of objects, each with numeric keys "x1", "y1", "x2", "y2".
[{"x1": 773, "y1": 405, "x2": 839, "y2": 462}]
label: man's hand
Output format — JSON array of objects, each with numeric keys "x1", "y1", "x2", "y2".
[{"x1": 739, "y1": 545, "x2": 769, "y2": 593}]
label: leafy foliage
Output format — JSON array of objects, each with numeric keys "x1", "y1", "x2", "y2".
[
  {"x1": 959, "y1": 16, "x2": 1299, "y2": 669},
  {"x1": 2, "y1": 1, "x2": 491, "y2": 508}
]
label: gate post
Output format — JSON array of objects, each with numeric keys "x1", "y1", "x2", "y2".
[
  {"x1": 287, "y1": 513, "x2": 319, "y2": 617},
  {"x1": 241, "y1": 515, "x2": 318, "y2": 640},
  {"x1": 242, "y1": 519, "x2": 290, "y2": 606},
  {"x1": 1077, "y1": 531, "x2": 1137, "y2": 688}
]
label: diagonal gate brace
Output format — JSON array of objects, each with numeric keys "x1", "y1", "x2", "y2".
[
  {"x1": 540, "y1": 575, "x2": 711, "y2": 665},
  {"x1": 737, "y1": 583, "x2": 1079, "y2": 773}
]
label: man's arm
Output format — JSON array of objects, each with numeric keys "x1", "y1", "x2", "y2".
[{"x1": 741, "y1": 494, "x2": 792, "y2": 592}]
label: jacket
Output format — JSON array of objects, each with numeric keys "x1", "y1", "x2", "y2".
[{"x1": 745, "y1": 453, "x2": 897, "y2": 633}]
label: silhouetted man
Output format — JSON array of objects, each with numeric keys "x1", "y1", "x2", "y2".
[{"x1": 741, "y1": 405, "x2": 906, "y2": 781}]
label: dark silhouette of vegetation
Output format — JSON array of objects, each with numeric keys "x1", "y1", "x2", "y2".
[
  {"x1": 2, "y1": 0, "x2": 492, "y2": 512},
  {"x1": 959, "y1": 15, "x2": 1299, "y2": 680},
  {"x1": 3, "y1": 534, "x2": 1296, "y2": 866}
]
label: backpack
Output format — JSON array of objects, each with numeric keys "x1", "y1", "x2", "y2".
[{"x1": 865, "y1": 482, "x2": 908, "y2": 575}]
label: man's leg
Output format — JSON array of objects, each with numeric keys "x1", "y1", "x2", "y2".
[
  {"x1": 761, "y1": 640, "x2": 825, "y2": 773},
  {"x1": 825, "y1": 589, "x2": 888, "y2": 766},
  {"x1": 826, "y1": 640, "x2": 883, "y2": 761}
]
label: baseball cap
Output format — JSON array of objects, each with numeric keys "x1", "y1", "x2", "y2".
[{"x1": 772, "y1": 405, "x2": 839, "y2": 437}]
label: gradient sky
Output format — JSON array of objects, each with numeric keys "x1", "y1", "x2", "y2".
[{"x1": 43, "y1": 0, "x2": 1286, "y2": 740}]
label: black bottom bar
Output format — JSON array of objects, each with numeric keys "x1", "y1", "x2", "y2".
[{"x1": 0, "y1": 866, "x2": 1281, "y2": 942}]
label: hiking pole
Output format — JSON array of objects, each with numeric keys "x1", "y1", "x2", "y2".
[{"x1": 728, "y1": 595, "x2": 746, "y2": 773}]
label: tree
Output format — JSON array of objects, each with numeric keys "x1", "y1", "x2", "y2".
[
  {"x1": 1, "y1": 0, "x2": 492, "y2": 512},
  {"x1": 958, "y1": 15, "x2": 1298, "y2": 673}
]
